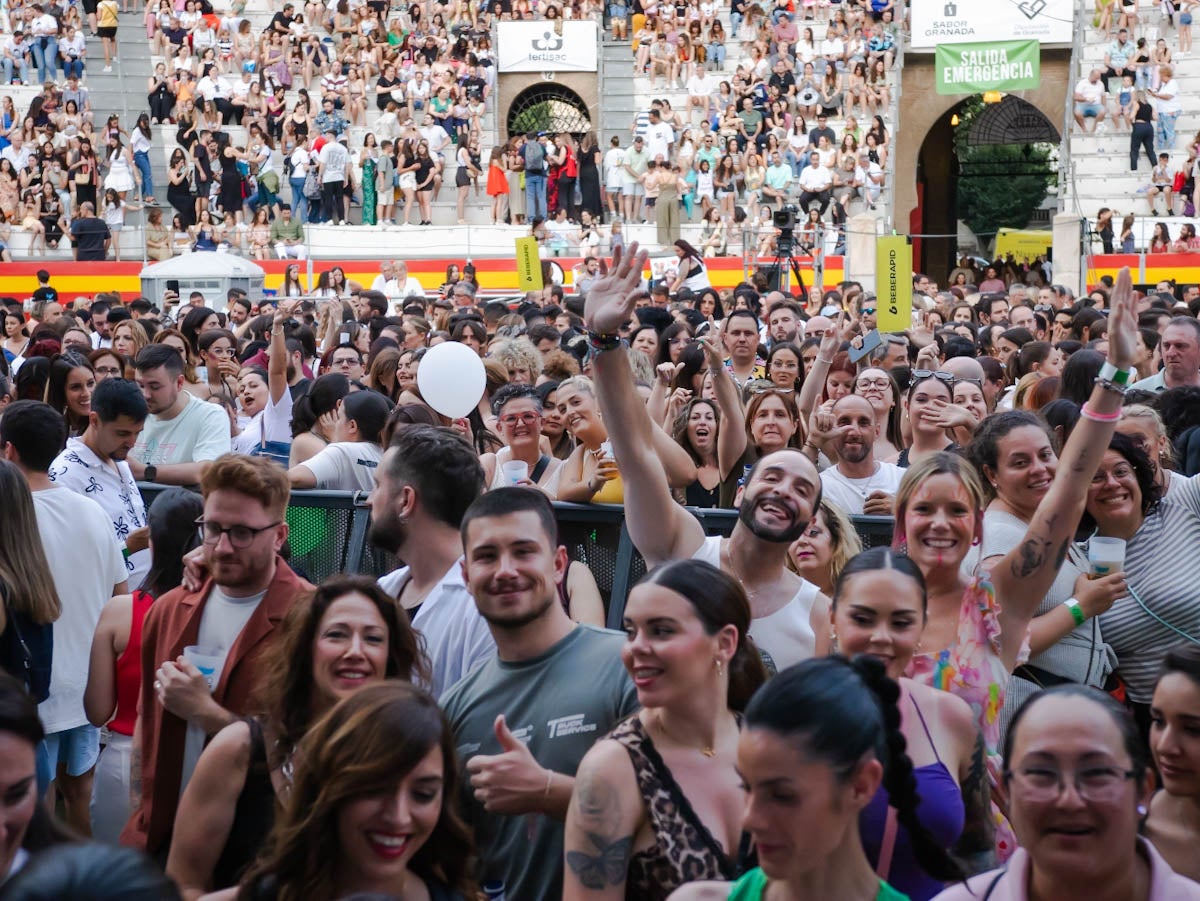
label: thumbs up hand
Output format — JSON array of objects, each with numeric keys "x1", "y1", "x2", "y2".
[{"x1": 466, "y1": 715, "x2": 552, "y2": 815}]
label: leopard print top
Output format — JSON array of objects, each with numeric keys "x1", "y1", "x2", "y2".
[{"x1": 610, "y1": 716, "x2": 744, "y2": 901}]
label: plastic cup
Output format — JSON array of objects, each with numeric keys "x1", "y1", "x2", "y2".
[
  {"x1": 502, "y1": 460, "x2": 529, "y2": 485},
  {"x1": 599, "y1": 440, "x2": 614, "y2": 462},
  {"x1": 1088, "y1": 536, "x2": 1126, "y2": 578},
  {"x1": 183, "y1": 645, "x2": 223, "y2": 691}
]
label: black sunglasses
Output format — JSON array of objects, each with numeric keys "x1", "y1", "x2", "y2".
[{"x1": 910, "y1": 369, "x2": 955, "y2": 385}]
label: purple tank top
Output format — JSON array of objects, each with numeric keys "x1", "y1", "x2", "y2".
[{"x1": 859, "y1": 692, "x2": 965, "y2": 901}]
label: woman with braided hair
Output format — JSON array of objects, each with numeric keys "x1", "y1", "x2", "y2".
[
  {"x1": 671, "y1": 654, "x2": 962, "y2": 901},
  {"x1": 830, "y1": 548, "x2": 995, "y2": 899}
]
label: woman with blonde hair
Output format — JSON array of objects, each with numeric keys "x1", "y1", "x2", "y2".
[
  {"x1": 786, "y1": 498, "x2": 863, "y2": 597},
  {"x1": 111, "y1": 318, "x2": 150, "y2": 360},
  {"x1": 1118, "y1": 402, "x2": 1183, "y2": 497}
]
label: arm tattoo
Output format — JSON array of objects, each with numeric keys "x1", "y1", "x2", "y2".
[
  {"x1": 566, "y1": 769, "x2": 634, "y2": 889},
  {"x1": 954, "y1": 730, "x2": 997, "y2": 874},
  {"x1": 1010, "y1": 535, "x2": 1053, "y2": 579}
]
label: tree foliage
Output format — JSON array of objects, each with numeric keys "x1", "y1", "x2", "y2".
[{"x1": 952, "y1": 97, "x2": 1055, "y2": 239}]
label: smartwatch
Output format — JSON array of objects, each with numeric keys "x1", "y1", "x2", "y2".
[{"x1": 144, "y1": 464, "x2": 158, "y2": 483}]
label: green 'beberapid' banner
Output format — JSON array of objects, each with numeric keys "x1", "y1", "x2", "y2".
[{"x1": 935, "y1": 39, "x2": 1040, "y2": 94}]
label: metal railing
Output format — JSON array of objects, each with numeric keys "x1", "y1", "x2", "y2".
[{"x1": 138, "y1": 485, "x2": 894, "y2": 628}]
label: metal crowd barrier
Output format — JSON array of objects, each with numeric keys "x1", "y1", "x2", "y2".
[{"x1": 138, "y1": 485, "x2": 893, "y2": 628}]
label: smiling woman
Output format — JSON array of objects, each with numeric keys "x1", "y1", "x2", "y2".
[{"x1": 169, "y1": 576, "x2": 429, "y2": 899}]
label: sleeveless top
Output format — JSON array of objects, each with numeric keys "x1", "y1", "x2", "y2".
[
  {"x1": 860, "y1": 691, "x2": 964, "y2": 901},
  {"x1": 610, "y1": 716, "x2": 744, "y2": 900},
  {"x1": 212, "y1": 717, "x2": 279, "y2": 891},
  {"x1": 111, "y1": 590, "x2": 154, "y2": 736},
  {"x1": 692, "y1": 535, "x2": 819, "y2": 672},
  {"x1": 685, "y1": 478, "x2": 720, "y2": 508},
  {"x1": 728, "y1": 868, "x2": 912, "y2": 901}
]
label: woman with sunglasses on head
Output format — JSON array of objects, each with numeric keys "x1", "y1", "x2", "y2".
[
  {"x1": 896, "y1": 370, "x2": 955, "y2": 469},
  {"x1": 888, "y1": 269, "x2": 1140, "y2": 860},
  {"x1": 1078, "y1": 431, "x2": 1200, "y2": 739},
  {"x1": 933, "y1": 685, "x2": 1200, "y2": 901}
]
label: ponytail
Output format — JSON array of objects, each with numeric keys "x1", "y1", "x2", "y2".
[{"x1": 851, "y1": 656, "x2": 964, "y2": 884}]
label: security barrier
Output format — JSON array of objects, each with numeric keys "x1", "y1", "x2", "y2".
[{"x1": 139, "y1": 485, "x2": 893, "y2": 628}]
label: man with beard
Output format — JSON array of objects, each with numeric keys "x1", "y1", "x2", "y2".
[
  {"x1": 584, "y1": 242, "x2": 831, "y2": 673},
  {"x1": 370, "y1": 424, "x2": 494, "y2": 699},
  {"x1": 766, "y1": 297, "x2": 804, "y2": 348},
  {"x1": 49, "y1": 377, "x2": 151, "y2": 587},
  {"x1": 122, "y1": 454, "x2": 306, "y2": 855},
  {"x1": 443, "y1": 488, "x2": 637, "y2": 901},
  {"x1": 812, "y1": 394, "x2": 900, "y2": 515}
]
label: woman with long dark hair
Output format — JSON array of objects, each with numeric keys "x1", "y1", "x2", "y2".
[
  {"x1": 565, "y1": 559, "x2": 768, "y2": 900},
  {"x1": 169, "y1": 576, "x2": 429, "y2": 896},
  {"x1": 43, "y1": 350, "x2": 95, "y2": 438},
  {"x1": 85, "y1": 487, "x2": 205, "y2": 843},
  {"x1": 670, "y1": 239, "x2": 712, "y2": 294},
  {"x1": 224, "y1": 683, "x2": 475, "y2": 900}
]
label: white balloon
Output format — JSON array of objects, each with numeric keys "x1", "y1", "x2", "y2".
[{"x1": 416, "y1": 340, "x2": 487, "y2": 419}]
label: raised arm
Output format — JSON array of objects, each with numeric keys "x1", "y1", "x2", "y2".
[
  {"x1": 268, "y1": 302, "x2": 290, "y2": 405},
  {"x1": 586, "y1": 243, "x2": 705, "y2": 565},
  {"x1": 796, "y1": 312, "x2": 843, "y2": 420},
  {"x1": 699, "y1": 335, "x2": 747, "y2": 478},
  {"x1": 988, "y1": 267, "x2": 1138, "y2": 670}
]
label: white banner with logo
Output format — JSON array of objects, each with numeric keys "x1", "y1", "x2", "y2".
[
  {"x1": 910, "y1": 0, "x2": 1072, "y2": 49},
  {"x1": 497, "y1": 20, "x2": 598, "y2": 72}
]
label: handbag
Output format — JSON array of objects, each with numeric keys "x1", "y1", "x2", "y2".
[
  {"x1": 1, "y1": 584, "x2": 50, "y2": 704},
  {"x1": 303, "y1": 167, "x2": 321, "y2": 200}
]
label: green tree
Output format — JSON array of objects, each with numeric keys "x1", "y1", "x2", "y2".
[{"x1": 952, "y1": 97, "x2": 1055, "y2": 238}]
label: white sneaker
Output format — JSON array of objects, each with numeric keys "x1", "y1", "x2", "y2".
[{"x1": 102, "y1": 65, "x2": 112, "y2": 72}]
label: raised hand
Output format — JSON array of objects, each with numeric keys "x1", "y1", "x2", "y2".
[
  {"x1": 1105, "y1": 267, "x2": 1136, "y2": 371},
  {"x1": 583, "y1": 242, "x2": 649, "y2": 336},
  {"x1": 819, "y1": 311, "x2": 845, "y2": 358}
]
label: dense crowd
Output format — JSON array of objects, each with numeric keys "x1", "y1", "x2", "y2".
[{"x1": 2, "y1": 251, "x2": 1200, "y2": 901}]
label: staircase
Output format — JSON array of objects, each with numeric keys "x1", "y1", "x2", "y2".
[{"x1": 1062, "y1": 0, "x2": 1200, "y2": 237}]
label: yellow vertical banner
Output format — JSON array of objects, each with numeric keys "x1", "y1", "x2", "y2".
[
  {"x1": 875, "y1": 235, "x2": 912, "y2": 333},
  {"x1": 515, "y1": 237, "x2": 544, "y2": 291}
]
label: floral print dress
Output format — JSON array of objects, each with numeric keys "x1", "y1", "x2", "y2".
[{"x1": 905, "y1": 575, "x2": 1028, "y2": 863}]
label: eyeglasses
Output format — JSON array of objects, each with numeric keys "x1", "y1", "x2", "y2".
[
  {"x1": 196, "y1": 517, "x2": 282, "y2": 548},
  {"x1": 910, "y1": 369, "x2": 955, "y2": 385},
  {"x1": 1004, "y1": 764, "x2": 1138, "y2": 802},
  {"x1": 1091, "y1": 464, "x2": 1135, "y2": 484},
  {"x1": 499, "y1": 411, "x2": 541, "y2": 426},
  {"x1": 332, "y1": 356, "x2": 360, "y2": 368},
  {"x1": 94, "y1": 365, "x2": 123, "y2": 377},
  {"x1": 856, "y1": 377, "x2": 891, "y2": 389}
]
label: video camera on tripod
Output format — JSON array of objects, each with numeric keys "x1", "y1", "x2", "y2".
[{"x1": 772, "y1": 203, "x2": 800, "y2": 256}]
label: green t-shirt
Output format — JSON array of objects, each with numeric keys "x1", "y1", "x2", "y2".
[
  {"x1": 727, "y1": 869, "x2": 911, "y2": 901},
  {"x1": 441, "y1": 625, "x2": 640, "y2": 901}
]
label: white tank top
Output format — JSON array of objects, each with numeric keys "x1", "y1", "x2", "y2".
[{"x1": 692, "y1": 535, "x2": 819, "y2": 674}]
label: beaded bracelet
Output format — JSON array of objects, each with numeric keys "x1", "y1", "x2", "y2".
[
  {"x1": 587, "y1": 330, "x2": 624, "y2": 354},
  {"x1": 1080, "y1": 403, "x2": 1121, "y2": 423}
]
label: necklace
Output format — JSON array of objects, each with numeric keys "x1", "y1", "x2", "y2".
[
  {"x1": 720, "y1": 537, "x2": 763, "y2": 604},
  {"x1": 654, "y1": 709, "x2": 715, "y2": 757}
]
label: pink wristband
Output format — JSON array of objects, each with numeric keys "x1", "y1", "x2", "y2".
[{"x1": 1080, "y1": 403, "x2": 1120, "y2": 423}]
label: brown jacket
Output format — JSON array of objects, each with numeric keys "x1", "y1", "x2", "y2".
[{"x1": 119, "y1": 560, "x2": 311, "y2": 855}]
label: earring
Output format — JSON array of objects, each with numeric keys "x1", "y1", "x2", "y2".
[
  {"x1": 1137, "y1": 804, "x2": 1148, "y2": 817},
  {"x1": 897, "y1": 539, "x2": 908, "y2": 555},
  {"x1": 714, "y1": 658, "x2": 724, "y2": 678}
]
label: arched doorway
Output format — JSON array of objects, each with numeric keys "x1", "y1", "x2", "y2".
[
  {"x1": 506, "y1": 84, "x2": 592, "y2": 140},
  {"x1": 916, "y1": 95, "x2": 1059, "y2": 281}
]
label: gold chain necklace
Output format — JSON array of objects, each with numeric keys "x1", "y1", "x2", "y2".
[
  {"x1": 720, "y1": 538, "x2": 762, "y2": 604},
  {"x1": 654, "y1": 709, "x2": 716, "y2": 757}
]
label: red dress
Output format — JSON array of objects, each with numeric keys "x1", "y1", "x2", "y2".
[{"x1": 487, "y1": 161, "x2": 507, "y2": 197}]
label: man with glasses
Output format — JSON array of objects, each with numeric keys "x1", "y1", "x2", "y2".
[
  {"x1": 122, "y1": 454, "x2": 309, "y2": 856},
  {"x1": 810, "y1": 393, "x2": 900, "y2": 515},
  {"x1": 328, "y1": 343, "x2": 365, "y2": 381},
  {"x1": 128, "y1": 344, "x2": 231, "y2": 486}
]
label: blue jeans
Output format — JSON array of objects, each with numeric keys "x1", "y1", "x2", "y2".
[
  {"x1": 247, "y1": 183, "x2": 277, "y2": 213},
  {"x1": 30, "y1": 37, "x2": 55, "y2": 83},
  {"x1": 525, "y1": 172, "x2": 547, "y2": 219},
  {"x1": 708, "y1": 42, "x2": 726, "y2": 68},
  {"x1": 61, "y1": 58, "x2": 84, "y2": 79},
  {"x1": 2, "y1": 57, "x2": 30, "y2": 84},
  {"x1": 1157, "y1": 110, "x2": 1179, "y2": 153},
  {"x1": 290, "y1": 175, "x2": 308, "y2": 223},
  {"x1": 134, "y1": 149, "x2": 153, "y2": 199},
  {"x1": 784, "y1": 150, "x2": 801, "y2": 178}
]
